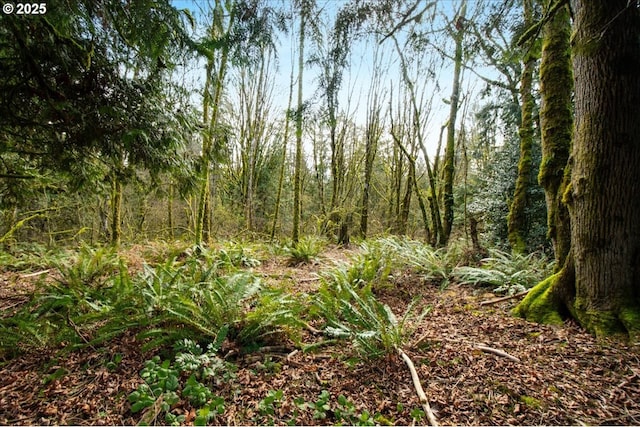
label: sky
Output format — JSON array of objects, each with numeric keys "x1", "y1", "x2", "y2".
[{"x1": 170, "y1": 0, "x2": 512, "y2": 158}]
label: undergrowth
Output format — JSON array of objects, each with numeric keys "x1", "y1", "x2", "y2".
[
  {"x1": 453, "y1": 249, "x2": 553, "y2": 295},
  {"x1": 284, "y1": 236, "x2": 326, "y2": 266},
  {"x1": 313, "y1": 252, "x2": 431, "y2": 359},
  {"x1": 0, "y1": 244, "x2": 301, "y2": 359},
  {"x1": 0, "y1": 236, "x2": 555, "y2": 425}
]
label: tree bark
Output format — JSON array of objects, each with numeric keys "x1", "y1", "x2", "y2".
[
  {"x1": 508, "y1": 0, "x2": 537, "y2": 254},
  {"x1": 537, "y1": 0, "x2": 572, "y2": 269},
  {"x1": 516, "y1": 0, "x2": 640, "y2": 339},
  {"x1": 292, "y1": 7, "x2": 306, "y2": 244},
  {"x1": 442, "y1": 0, "x2": 466, "y2": 245},
  {"x1": 568, "y1": 0, "x2": 640, "y2": 336},
  {"x1": 110, "y1": 173, "x2": 122, "y2": 246}
]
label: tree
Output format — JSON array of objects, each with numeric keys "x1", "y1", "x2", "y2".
[
  {"x1": 269, "y1": 54, "x2": 296, "y2": 242},
  {"x1": 235, "y1": 53, "x2": 276, "y2": 232},
  {"x1": 536, "y1": 0, "x2": 572, "y2": 268},
  {"x1": 442, "y1": 0, "x2": 467, "y2": 246},
  {"x1": 194, "y1": 0, "x2": 283, "y2": 244},
  {"x1": 360, "y1": 46, "x2": 385, "y2": 238},
  {"x1": 0, "y1": 0, "x2": 196, "y2": 245},
  {"x1": 195, "y1": 0, "x2": 235, "y2": 246},
  {"x1": 292, "y1": 0, "x2": 318, "y2": 243},
  {"x1": 507, "y1": 0, "x2": 538, "y2": 254},
  {"x1": 515, "y1": 0, "x2": 640, "y2": 338}
]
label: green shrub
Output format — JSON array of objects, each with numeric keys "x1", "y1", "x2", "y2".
[
  {"x1": 129, "y1": 339, "x2": 229, "y2": 425},
  {"x1": 284, "y1": 236, "x2": 325, "y2": 265},
  {"x1": 315, "y1": 264, "x2": 430, "y2": 359},
  {"x1": 453, "y1": 249, "x2": 553, "y2": 294}
]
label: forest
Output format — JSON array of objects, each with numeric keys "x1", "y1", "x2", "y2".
[{"x1": 1, "y1": 0, "x2": 639, "y2": 425}]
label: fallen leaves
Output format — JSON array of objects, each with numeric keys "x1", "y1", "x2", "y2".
[{"x1": 1, "y1": 251, "x2": 639, "y2": 425}]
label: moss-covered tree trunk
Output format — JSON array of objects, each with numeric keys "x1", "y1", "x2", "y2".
[
  {"x1": 168, "y1": 181, "x2": 174, "y2": 240},
  {"x1": 568, "y1": 0, "x2": 640, "y2": 336},
  {"x1": 507, "y1": 0, "x2": 537, "y2": 254},
  {"x1": 516, "y1": 0, "x2": 640, "y2": 339},
  {"x1": 195, "y1": 1, "x2": 234, "y2": 246},
  {"x1": 292, "y1": 6, "x2": 306, "y2": 244},
  {"x1": 537, "y1": 0, "x2": 572, "y2": 269},
  {"x1": 110, "y1": 173, "x2": 122, "y2": 246},
  {"x1": 360, "y1": 94, "x2": 380, "y2": 238},
  {"x1": 442, "y1": 0, "x2": 466, "y2": 245}
]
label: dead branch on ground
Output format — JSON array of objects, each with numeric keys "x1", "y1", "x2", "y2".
[
  {"x1": 398, "y1": 347, "x2": 438, "y2": 426},
  {"x1": 479, "y1": 290, "x2": 529, "y2": 306}
]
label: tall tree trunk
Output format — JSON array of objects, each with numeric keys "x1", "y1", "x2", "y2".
[
  {"x1": 292, "y1": 9, "x2": 306, "y2": 244},
  {"x1": 390, "y1": 130, "x2": 431, "y2": 243},
  {"x1": 168, "y1": 181, "x2": 174, "y2": 240},
  {"x1": 241, "y1": 55, "x2": 269, "y2": 232},
  {"x1": 507, "y1": 0, "x2": 536, "y2": 254},
  {"x1": 110, "y1": 173, "x2": 122, "y2": 246},
  {"x1": 390, "y1": 143, "x2": 403, "y2": 233},
  {"x1": 196, "y1": 1, "x2": 234, "y2": 246},
  {"x1": 390, "y1": 37, "x2": 440, "y2": 244},
  {"x1": 360, "y1": 100, "x2": 380, "y2": 238},
  {"x1": 516, "y1": 0, "x2": 640, "y2": 339},
  {"x1": 442, "y1": 0, "x2": 466, "y2": 245},
  {"x1": 329, "y1": 100, "x2": 343, "y2": 211},
  {"x1": 537, "y1": 0, "x2": 572, "y2": 269},
  {"x1": 195, "y1": 61, "x2": 213, "y2": 246},
  {"x1": 399, "y1": 170, "x2": 413, "y2": 236},
  {"x1": 312, "y1": 125, "x2": 327, "y2": 217},
  {"x1": 270, "y1": 55, "x2": 295, "y2": 242},
  {"x1": 569, "y1": 0, "x2": 640, "y2": 336}
]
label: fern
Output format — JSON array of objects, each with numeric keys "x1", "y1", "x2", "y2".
[
  {"x1": 238, "y1": 287, "x2": 306, "y2": 345},
  {"x1": 0, "y1": 315, "x2": 52, "y2": 358},
  {"x1": 284, "y1": 236, "x2": 325, "y2": 265},
  {"x1": 54, "y1": 244, "x2": 121, "y2": 289},
  {"x1": 373, "y1": 237, "x2": 460, "y2": 288},
  {"x1": 453, "y1": 249, "x2": 553, "y2": 294},
  {"x1": 315, "y1": 266, "x2": 430, "y2": 359}
]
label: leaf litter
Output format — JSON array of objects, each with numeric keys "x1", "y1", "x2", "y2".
[{"x1": 1, "y1": 246, "x2": 639, "y2": 425}]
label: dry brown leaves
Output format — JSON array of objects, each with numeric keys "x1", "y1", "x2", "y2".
[{"x1": 1, "y1": 247, "x2": 639, "y2": 425}]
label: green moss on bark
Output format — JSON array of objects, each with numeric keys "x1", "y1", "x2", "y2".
[
  {"x1": 538, "y1": 1, "x2": 572, "y2": 268},
  {"x1": 572, "y1": 301, "x2": 640, "y2": 341},
  {"x1": 573, "y1": 298, "x2": 627, "y2": 338},
  {"x1": 507, "y1": 0, "x2": 537, "y2": 255},
  {"x1": 619, "y1": 307, "x2": 640, "y2": 341},
  {"x1": 513, "y1": 273, "x2": 564, "y2": 325}
]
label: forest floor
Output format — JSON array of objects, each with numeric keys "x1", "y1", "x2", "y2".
[{"x1": 1, "y1": 244, "x2": 639, "y2": 426}]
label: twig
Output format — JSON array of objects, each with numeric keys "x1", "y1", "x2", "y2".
[
  {"x1": 138, "y1": 395, "x2": 164, "y2": 426},
  {"x1": 20, "y1": 269, "x2": 50, "y2": 278},
  {"x1": 398, "y1": 347, "x2": 438, "y2": 426},
  {"x1": 411, "y1": 331, "x2": 433, "y2": 349},
  {"x1": 411, "y1": 335, "x2": 520, "y2": 363},
  {"x1": 66, "y1": 314, "x2": 97, "y2": 351},
  {"x1": 379, "y1": 1, "x2": 435, "y2": 45},
  {"x1": 475, "y1": 345, "x2": 520, "y2": 363},
  {"x1": 303, "y1": 321, "x2": 322, "y2": 334},
  {"x1": 479, "y1": 290, "x2": 529, "y2": 306}
]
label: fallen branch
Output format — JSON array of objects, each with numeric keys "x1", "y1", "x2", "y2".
[
  {"x1": 411, "y1": 335, "x2": 521, "y2": 365},
  {"x1": 479, "y1": 290, "x2": 529, "y2": 306},
  {"x1": 397, "y1": 347, "x2": 438, "y2": 426},
  {"x1": 20, "y1": 269, "x2": 50, "y2": 278},
  {"x1": 138, "y1": 395, "x2": 164, "y2": 426},
  {"x1": 475, "y1": 345, "x2": 520, "y2": 363}
]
